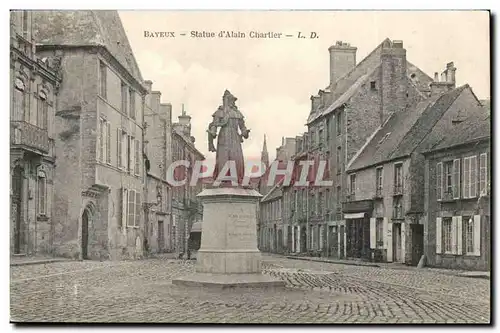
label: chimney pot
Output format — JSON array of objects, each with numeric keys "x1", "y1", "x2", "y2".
[{"x1": 434, "y1": 72, "x2": 439, "y2": 81}]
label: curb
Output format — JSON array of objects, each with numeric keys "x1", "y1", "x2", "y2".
[
  {"x1": 10, "y1": 259, "x2": 72, "y2": 267},
  {"x1": 456, "y1": 273, "x2": 490, "y2": 280},
  {"x1": 286, "y1": 256, "x2": 380, "y2": 268}
]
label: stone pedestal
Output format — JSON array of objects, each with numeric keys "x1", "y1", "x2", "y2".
[{"x1": 172, "y1": 187, "x2": 285, "y2": 289}]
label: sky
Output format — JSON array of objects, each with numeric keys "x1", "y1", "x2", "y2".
[{"x1": 119, "y1": 10, "x2": 490, "y2": 162}]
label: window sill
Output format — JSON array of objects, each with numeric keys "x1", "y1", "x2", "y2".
[{"x1": 127, "y1": 225, "x2": 140, "y2": 229}]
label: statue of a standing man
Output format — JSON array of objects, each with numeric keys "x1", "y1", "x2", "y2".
[{"x1": 207, "y1": 90, "x2": 250, "y2": 185}]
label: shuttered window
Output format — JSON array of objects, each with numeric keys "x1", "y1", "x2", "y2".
[
  {"x1": 135, "y1": 191, "x2": 141, "y2": 227},
  {"x1": 135, "y1": 139, "x2": 140, "y2": 175},
  {"x1": 479, "y1": 153, "x2": 488, "y2": 195},
  {"x1": 436, "y1": 162, "x2": 443, "y2": 201},
  {"x1": 452, "y1": 159, "x2": 460, "y2": 199},
  {"x1": 106, "y1": 122, "x2": 111, "y2": 164},
  {"x1": 117, "y1": 129, "x2": 122, "y2": 168},
  {"x1": 128, "y1": 189, "x2": 135, "y2": 227}
]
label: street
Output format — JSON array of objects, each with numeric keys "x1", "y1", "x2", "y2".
[{"x1": 10, "y1": 255, "x2": 490, "y2": 324}]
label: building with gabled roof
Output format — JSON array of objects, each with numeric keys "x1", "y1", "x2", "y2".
[
  {"x1": 344, "y1": 82, "x2": 485, "y2": 264},
  {"x1": 282, "y1": 38, "x2": 435, "y2": 259}
]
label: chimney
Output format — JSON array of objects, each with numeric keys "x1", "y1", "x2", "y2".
[
  {"x1": 144, "y1": 80, "x2": 153, "y2": 93},
  {"x1": 310, "y1": 95, "x2": 321, "y2": 113},
  {"x1": 159, "y1": 103, "x2": 172, "y2": 123},
  {"x1": 430, "y1": 62, "x2": 456, "y2": 96},
  {"x1": 380, "y1": 39, "x2": 407, "y2": 123},
  {"x1": 328, "y1": 41, "x2": 357, "y2": 87},
  {"x1": 177, "y1": 104, "x2": 192, "y2": 137}
]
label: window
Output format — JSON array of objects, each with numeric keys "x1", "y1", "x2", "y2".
[
  {"x1": 349, "y1": 174, "x2": 356, "y2": 197},
  {"x1": 370, "y1": 81, "x2": 376, "y2": 90},
  {"x1": 129, "y1": 88, "x2": 136, "y2": 120},
  {"x1": 99, "y1": 61, "x2": 107, "y2": 99},
  {"x1": 134, "y1": 139, "x2": 140, "y2": 175},
  {"x1": 106, "y1": 122, "x2": 111, "y2": 164},
  {"x1": 336, "y1": 186, "x2": 341, "y2": 207},
  {"x1": 310, "y1": 193, "x2": 315, "y2": 215},
  {"x1": 36, "y1": 91, "x2": 48, "y2": 129},
  {"x1": 326, "y1": 117, "x2": 331, "y2": 141},
  {"x1": 479, "y1": 153, "x2": 488, "y2": 195},
  {"x1": 394, "y1": 163, "x2": 403, "y2": 192},
  {"x1": 444, "y1": 161, "x2": 453, "y2": 196},
  {"x1": 127, "y1": 135, "x2": 133, "y2": 172},
  {"x1": 13, "y1": 78, "x2": 25, "y2": 121},
  {"x1": 393, "y1": 197, "x2": 403, "y2": 219},
  {"x1": 376, "y1": 167, "x2": 383, "y2": 195},
  {"x1": 121, "y1": 82, "x2": 128, "y2": 114},
  {"x1": 442, "y1": 217, "x2": 452, "y2": 253},
  {"x1": 463, "y1": 156, "x2": 477, "y2": 198},
  {"x1": 464, "y1": 216, "x2": 474, "y2": 254},
  {"x1": 376, "y1": 218, "x2": 384, "y2": 247},
  {"x1": 318, "y1": 129, "x2": 324, "y2": 146},
  {"x1": 318, "y1": 191, "x2": 323, "y2": 216},
  {"x1": 336, "y1": 113, "x2": 342, "y2": 135},
  {"x1": 310, "y1": 129, "x2": 316, "y2": 147},
  {"x1": 452, "y1": 159, "x2": 460, "y2": 199},
  {"x1": 37, "y1": 171, "x2": 47, "y2": 215},
  {"x1": 325, "y1": 188, "x2": 330, "y2": 212},
  {"x1": 122, "y1": 188, "x2": 141, "y2": 227},
  {"x1": 22, "y1": 11, "x2": 28, "y2": 36}
]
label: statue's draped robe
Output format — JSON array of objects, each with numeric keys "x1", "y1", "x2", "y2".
[{"x1": 211, "y1": 107, "x2": 248, "y2": 184}]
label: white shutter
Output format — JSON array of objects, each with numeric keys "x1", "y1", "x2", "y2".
[
  {"x1": 106, "y1": 122, "x2": 111, "y2": 164},
  {"x1": 436, "y1": 162, "x2": 443, "y2": 201},
  {"x1": 453, "y1": 159, "x2": 460, "y2": 199},
  {"x1": 456, "y1": 216, "x2": 463, "y2": 255},
  {"x1": 463, "y1": 158, "x2": 470, "y2": 198},
  {"x1": 451, "y1": 217, "x2": 457, "y2": 254},
  {"x1": 470, "y1": 156, "x2": 477, "y2": 197},
  {"x1": 383, "y1": 218, "x2": 389, "y2": 249},
  {"x1": 343, "y1": 230, "x2": 347, "y2": 258},
  {"x1": 436, "y1": 217, "x2": 442, "y2": 254},
  {"x1": 473, "y1": 215, "x2": 481, "y2": 256},
  {"x1": 401, "y1": 223, "x2": 406, "y2": 263},
  {"x1": 370, "y1": 218, "x2": 376, "y2": 249},
  {"x1": 480, "y1": 153, "x2": 487, "y2": 195},
  {"x1": 117, "y1": 129, "x2": 121, "y2": 168},
  {"x1": 121, "y1": 188, "x2": 128, "y2": 229},
  {"x1": 386, "y1": 221, "x2": 393, "y2": 262}
]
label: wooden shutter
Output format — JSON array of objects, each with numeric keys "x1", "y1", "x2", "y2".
[
  {"x1": 401, "y1": 223, "x2": 406, "y2": 262},
  {"x1": 436, "y1": 162, "x2": 443, "y2": 201},
  {"x1": 135, "y1": 191, "x2": 141, "y2": 227},
  {"x1": 386, "y1": 221, "x2": 393, "y2": 262},
  {"x1": 370, "y1": 218, "x2": 376, "y2": 249},
  {"x1": 436, "y1": 217, "x2": 442, "y2": 254},
  {"x1": 106, "y1": 122, "x2": 111, "y2": 164},
  {"x1": 473, "y1": 215, "x2": 481, "y2": 256},
  {"x1": 456, "y1": 216, "x2": 463, "y2": 255},
  {"x1": 99, "y1": 119, "x2": 104, "y2": 162},
  {"x1": 135, "y1": 139, "x2": 140, "y2": 175},
  {"x1": 470, "y1": 156, "x2": 477, "y2": 197},
  {"x1": 480, "y1": 153, "x2": 487, "y2": 195},
  {"x1": 128, "y1": 189, "x2": 135, "y2": 226},
  {"x1": 117, "y1": 129, "x2": 122, "y2": 168},
  {"x1": 451, "y1": 217, "x2": 457, "y2": 254},
  {"x1": 452, "y1": 159, "x2": 460, "y2": 199},
  {"x1": 121, "y1": 188, "x2": 128, "y2": 228},
  {"x1": 463, "y1": 158, "x2": 469, "y2": 198},
  {"x1": 382, "y1": 218, "x2": 388, "y2": 250}
]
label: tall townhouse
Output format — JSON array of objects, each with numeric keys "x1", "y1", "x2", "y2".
[
  {"x1": 33, "y1": 10, "x2": 148, "y2": 260},
  {"x1": 171, "y1": 108, "x2": 204, "y2": 256},
  {"x1": 10, "y1": 10, "x2": 62, "y2": 256},
  {"x1": 283, "y1": 39, "x2": 433, "y2": 258},
  {"x1": 143, "y1": 81, "x2": 173, "y2": 254},
  {"x1": 346, "y1": 73, "x2": 485, "y2": 263},
  {"x1": 422, "y1": 100, "x2": 490, "y2": 270},
  {"x1": 259, "y1": 183, "x2": 283, "y2": 253}
]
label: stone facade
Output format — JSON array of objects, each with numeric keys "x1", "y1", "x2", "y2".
[
  {"x1": 32, "y1": 10, "x2": 148, "y2": 260},
  {"x1": 259, "y1": 186, "x2": 283, "y2": 253},
  {"x1": 10, "y1": 11, "x2": 62, "y2": 256},
  {"x1": 143, "y1": 81, "x2": 173, "y2": 254},
  {"x1": 171, "y1": 110, "x2": 205, "y2": 257}
]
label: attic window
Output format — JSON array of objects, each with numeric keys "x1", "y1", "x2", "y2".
[
  {"x1": 370, "y1": 81, "x2": 377, "y2": 90},
  {"x1": 410, "y1": 73, "x2": 416, "y2": 79},
  {"x1": 378, "y1": 132, "x2": 391, "y2": 145}
]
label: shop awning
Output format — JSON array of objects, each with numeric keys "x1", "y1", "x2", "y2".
[
  {"x1": 190, "y1": 221, "x2": 203, "y2": 233},
  {"x1": 344, "y1": 212, "x2": 366, "y2": 219}
]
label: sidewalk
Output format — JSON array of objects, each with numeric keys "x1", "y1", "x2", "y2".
[
  {"x1": 283, "y1": 254, "x2": 490, "y2": 279},
  {"x1": 10, "y1": 255, "x2": 72, "y2": 267}
]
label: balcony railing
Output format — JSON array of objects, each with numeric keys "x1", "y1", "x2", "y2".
[
  {"x1": 393, "y1": 184, "x2": 403, "y2": 196},
  {"x1": 10, "y1": 121, "x2": 49, "y2": 154}
]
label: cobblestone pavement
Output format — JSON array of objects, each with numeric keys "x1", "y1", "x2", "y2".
[{"x1": 10, "y1": 255, "x2": 490, "y2": 324}]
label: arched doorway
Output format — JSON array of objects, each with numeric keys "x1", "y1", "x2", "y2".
[
  {"x1": 12, "y1": 165, "x2": 23, "y2": 254},
  {"x1": 81, "y1": 208, "x2": 90, "y2": 259}
]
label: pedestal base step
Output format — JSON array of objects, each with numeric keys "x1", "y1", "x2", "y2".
[{"x1": 172, "y1": 273, "x2": 286, "y2": 290}]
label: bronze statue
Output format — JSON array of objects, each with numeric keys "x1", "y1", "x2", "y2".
[{"x1": 207, "y1": 90, "x2": 250, "y2": 185}]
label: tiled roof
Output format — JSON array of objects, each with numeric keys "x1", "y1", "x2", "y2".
[
  {"x1": 424, "y1": 111, "x2": 491, "y2": 153},
  {"x1": 347, "y1": 85, "x2": 468, "y2": 172},
  {"x1": 33, "y1": 10, "x2": 143, "y2": 83}
]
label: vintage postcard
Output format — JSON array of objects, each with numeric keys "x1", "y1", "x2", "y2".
[{"x1": 9, "y1": 10, "x2": 490, "y2": 324}]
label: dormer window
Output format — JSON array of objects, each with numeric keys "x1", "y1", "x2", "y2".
[{"x1": 370, "y1": 81, "x2": 377, "y2": 90}]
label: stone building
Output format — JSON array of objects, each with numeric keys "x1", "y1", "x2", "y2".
[
  {"x1": 282, "y1": 38, "x2": 434, "y2": 257},
  {"x1": 421, "y1": 100, "x2": 490, "y2": 270},
  {"x1": 345, "y1": 79, "x2": 484, "y2": 264},
  {"x1": 33, "y1": 10, "x2": 148, "y2": 260},
  {"x1": 171, "y1": 107, "x2": 205, "y2": 256},
  {"x1": 10, "y1": 10, "x2": 62, "y2": 256},
  {"x1": 143, "y1": 81, "x2": 173, "y2": 254},
  {"x1": 259, "y1": 182, "x2": 284, "y2": 253}
]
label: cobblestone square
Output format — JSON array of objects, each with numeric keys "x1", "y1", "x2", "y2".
[{"x1": 10, "y1": 255, "x2": 491, "y2": 324}]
